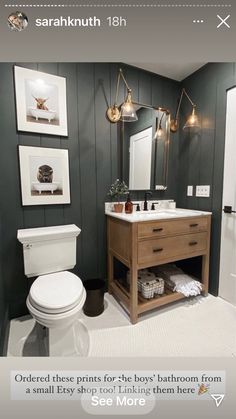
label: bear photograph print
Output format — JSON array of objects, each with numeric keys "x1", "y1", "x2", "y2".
[
  {"x1": 19, "y1": 146, "x2": 71, "y2": 205},
  {"x1": 30, "y1": 157, "x2": 63, "y2": 197},
  {"x1": 14, "y1": 66, "x2": 68, "y2": 136}
]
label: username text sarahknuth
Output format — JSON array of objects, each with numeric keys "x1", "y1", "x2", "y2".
[{"x1": 35, "y1": 16, "x2": 101, "y2": 27}]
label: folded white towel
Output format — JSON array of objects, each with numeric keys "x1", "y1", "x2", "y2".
[{"x1": 169, "y1": 274, "x2": 202, "y2": 297}]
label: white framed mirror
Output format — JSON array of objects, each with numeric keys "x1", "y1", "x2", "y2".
[{"x1": 120, "y1": 104, "x2": 170, "y2": 191}]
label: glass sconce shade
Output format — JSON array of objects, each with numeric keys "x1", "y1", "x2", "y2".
[
  {"x1": 170, "y1": 88, "x2": 199, "y2": 133},
  {"x1": 183, "y1": 107, "x2": 200, "y2": 130},
  {"x1": 120, "y1": 90, "x2": 138, "y2": 122}
]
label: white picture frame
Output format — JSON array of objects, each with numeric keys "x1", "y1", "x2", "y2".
[
  {"x1": 14, "y1": 66, "x2": 68, "y2": 136},
  {"x1": 19, "y1": 146, "x2": 71, "y2": 206}
]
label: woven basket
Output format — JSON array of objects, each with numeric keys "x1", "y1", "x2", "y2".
[
  {"x1": 139, "y1": 279, "x2": 157, "y2": 299},
  {"x1": 126, "y1": 270, "x2": 155, "y2": 286},
  {"x1": 139, "y1": 277, "x2": 164, "y2": 299},
  {"x1": 126, "y1": 270, "x2": 164, "y2": 299},
  {"x1": 154, "y1": 277, "x2": 165, "y2": 295}
]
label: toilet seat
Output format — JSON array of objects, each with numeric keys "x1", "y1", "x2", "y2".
[
  {"x1": 26, "y1": 288, "x2": 86, "y2": 329},
  {"x1": 29, "y1": 271, "x2": 85, "y2": 315}
]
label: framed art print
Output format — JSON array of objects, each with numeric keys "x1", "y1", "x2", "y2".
[
  {"x1": 14, "y1": 66, "x2": 68, "y2": 136},
  {"x1": 18, "y1": 146, "x2": 71, "y2": 206}
]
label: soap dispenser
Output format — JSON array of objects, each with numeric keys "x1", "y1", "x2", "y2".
[{"x1": 125, "y1": 193, "x2": 133, "y2": 214}]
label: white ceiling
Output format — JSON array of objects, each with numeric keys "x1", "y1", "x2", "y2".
[{"x1": 127, "y1": 62, "x2": 206, "y2": 81}]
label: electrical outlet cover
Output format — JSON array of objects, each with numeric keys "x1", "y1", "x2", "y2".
[
  {"x1": 187, "y1": 185, "x2": 193, "y2": 196},
  {"x1": 196, "y1": 185, "x2": 210, "y2": 197}
]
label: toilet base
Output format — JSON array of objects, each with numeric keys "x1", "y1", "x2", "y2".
[{"x1": 37, "y1": 320, "x2": 89, "y2": 357}]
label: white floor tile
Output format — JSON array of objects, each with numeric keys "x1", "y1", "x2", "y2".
[{"x1": 7, "y1": 293, "x2": 236, "y2": 357}]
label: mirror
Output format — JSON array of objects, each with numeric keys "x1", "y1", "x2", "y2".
[{"x1": 120, "y1": 104, "x2": 170, "y2": 191}]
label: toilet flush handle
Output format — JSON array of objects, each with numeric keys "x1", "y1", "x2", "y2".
[{"x1": 24, "y1": 243, "x2": 32, "y2": 249}]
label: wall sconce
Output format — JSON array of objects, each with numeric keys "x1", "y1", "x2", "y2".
[
  {"x1": 106, "y1": 68, "x2": 138, "y2": 123},
  {"x1": 170, "y1": 88, "x2": 200, "y2": 133}
]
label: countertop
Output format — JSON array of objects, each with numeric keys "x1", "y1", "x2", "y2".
[{"x1": 105, "y1": 208, "x2": 212, "y2": 223}]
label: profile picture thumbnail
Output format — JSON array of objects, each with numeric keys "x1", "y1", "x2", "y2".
[{"x1": 8, "y1": 11, "x2": 28, "y2": 32}]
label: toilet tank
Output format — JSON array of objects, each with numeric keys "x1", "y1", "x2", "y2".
[{"x1": 17, "y1": 224, "x2": 81, "y2": 278}]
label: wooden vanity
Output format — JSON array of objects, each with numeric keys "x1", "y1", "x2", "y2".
[{"x1": 107, "y1": 210, "x2": 211, "y2": 324}]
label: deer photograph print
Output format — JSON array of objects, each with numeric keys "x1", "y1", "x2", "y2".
[
  {"x1": 14, "y1": 66, "x2": 68, "y2": 136},
  {"x1": 19, "y1": 146, "x2": 71, "y2": 205}
]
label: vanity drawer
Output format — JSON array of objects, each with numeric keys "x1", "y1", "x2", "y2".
[
  {"x1": 138, "y1": 217, "x2": 208, "y2": 239},
  {"x1": 138, "y1": 232, "x2": 208, "y2": 265}
]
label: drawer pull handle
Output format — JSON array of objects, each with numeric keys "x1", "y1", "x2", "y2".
[
  {"x1": 189, "y1": 241, "x2": 198, "y2": 246},
  {"x1": 153, "y1": 248, "x2": 163, "y2": 253},
  {"x1": 153, "y1": 228, "x2": 163, "y2": 232},
  {"x1": 190, "y1": 223, "x2": 199, "y2": 227}
]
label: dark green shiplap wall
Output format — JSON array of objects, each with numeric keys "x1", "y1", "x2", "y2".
[
  {"x1": 0, "y1": 217, "x2": 9, "y2": 355},
  {"x1": 0, "y1": 61, "x2": 234, "y2": 328},
  {"x1": 0, "y1": 63, "x2": 180, "y2": 320},
  {"x1": 177, "y1": 63, "x2": 236, "y2": 295}
]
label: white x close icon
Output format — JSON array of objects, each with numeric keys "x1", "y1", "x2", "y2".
[{"x1": 217, "y1": 15, "x2": 231, "y2": 29}]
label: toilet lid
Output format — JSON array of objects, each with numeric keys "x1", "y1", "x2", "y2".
[{"x1": 29, "y1": 271, "x2": 84, "y2": 314}]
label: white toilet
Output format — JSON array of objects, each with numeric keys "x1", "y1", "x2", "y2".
[{"x1": 17, "y1": 224, "x2": 87, "y2": 356}]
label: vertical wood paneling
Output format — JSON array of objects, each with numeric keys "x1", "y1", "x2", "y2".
[
  {"x1": 210, "y1": 68, "x2": 235, "y2": 295},
  {"x1": 0, "y1": 63, "x2": 27, "y2": 318},
  {"x1": 138, "y1": 71, "x2": 152, "y2": 105},
  {"x1": 160, "y1": 78, "x2": 180, "y2": 202},
  {"x1": 77, "y1": 63, "x2": 98, "y2": 279},
  {"x1": 199, "y1": 65, "x2": 217, "y2": 209},
  {"x1": 94, "y1": 64, "x2": 112, "y2": 278},
  {"x1": 178, "y1": 63, "x2": 235, "y2": 294},
  {"x1": 151, "y1": 74, "x2": 163, "y2": 107},
  {"x1": 0, "y1": 217, "x2": 9, "y2": 355},
  {"x1": 110, "y1": 63, "x2": 120, "y2": 181},
  {"x1": 59, "y1": 63, "x2": 83, "y2": 276},
  {"x1": 37, "y1": 63, "x2": 65, "y2": 227}
]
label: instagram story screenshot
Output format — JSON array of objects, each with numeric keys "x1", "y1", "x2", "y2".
[{"x1": 0, "y1": 1, "x2": 236, "y2": 418}]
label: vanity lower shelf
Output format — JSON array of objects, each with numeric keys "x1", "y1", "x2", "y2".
[
  {"x1": 110, "y1": 278, "x2": 206, "y2": 315},
  {"x1": 107, "y1": 212, "x2": 211, "y2": 324}
]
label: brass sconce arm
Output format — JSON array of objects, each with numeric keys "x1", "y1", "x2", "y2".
[
  {"x1": 106, "y1": 68, "x2": 137, "y2": 123},
  {"x1": 113, "y1": 69, "x2": 131, "y2": 106},
  {"x1": 170, "y1": 88, "x2": 198, "y2": 133},
  {"x1": 107, "y1": 68, "x2": 172, "y2": 126}
]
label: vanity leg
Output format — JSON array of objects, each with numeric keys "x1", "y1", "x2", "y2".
[
  {"x1": 202, "y1": 216, "x2": 211, "y2": 296},
  {"x1": 130, "y1": 222, "x2": 138, "y2": 324},
  {"x1": 202, "y1": 254, "x2": 209, "y2": 296},
  {"x1": 130, "y1": 265, "x2": 138, "y2": 324},
  {"x1": 108, "y1": 252, "x2": 113, "y2": 294}
]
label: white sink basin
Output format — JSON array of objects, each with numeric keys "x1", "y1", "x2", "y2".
[
  {"x1": 132, "y1": 210, "x2": 174, "y2": 217},
  {"x1": 105, "y1": 208, "x2": 211, "y2": 223}
]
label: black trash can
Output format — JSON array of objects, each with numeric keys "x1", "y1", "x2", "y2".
[{"x1": 83, "y1": 279, "x2": 106, "y2": 317}]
